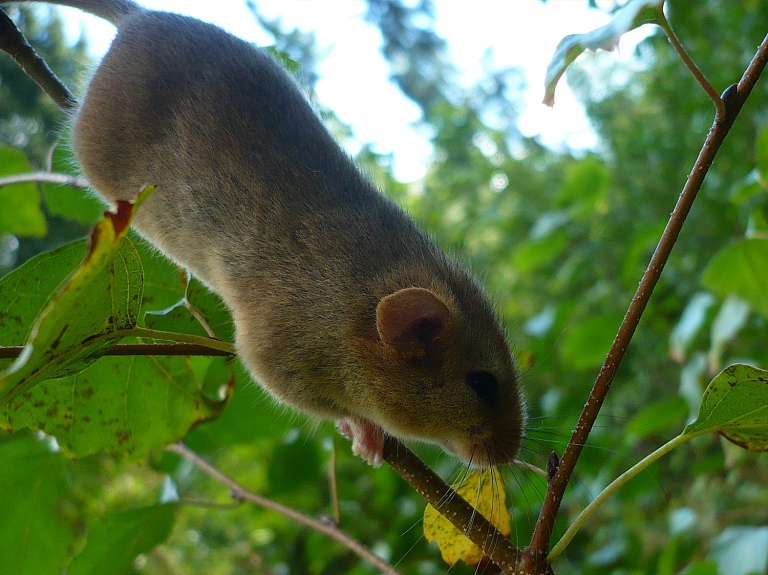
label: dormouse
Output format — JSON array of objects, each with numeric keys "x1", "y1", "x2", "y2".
[{"x1": 9, "y1": 0, "x2": 526, "y2": 467}]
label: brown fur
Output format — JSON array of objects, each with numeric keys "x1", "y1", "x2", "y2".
[{"x1": 14, "y1": 0, "x2": 526, "y2": 466}]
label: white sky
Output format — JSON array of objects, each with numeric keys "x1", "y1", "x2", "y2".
[{"x1": 52, "y1": 0, "x2": 649, "y2": 182}]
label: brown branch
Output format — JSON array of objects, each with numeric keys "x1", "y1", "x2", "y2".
[
  {"x1": 383, "y1": 437, "x2": 526, "y2": 575},
  {"x1": 0, "y1": 343, "x2": 234, "y2": 359},
  {"x1": 522, "y1": 33, "x2": 768, "y2": 574},
  {"x1": 0, "y1": 8, "x2": 77, "y2": 112},
  {"x1": 0, "y1": 172, "x2": 90, "y2": 189},
  {"x1": 166, "y1": 442, "x2": 402, "y2": 575}
]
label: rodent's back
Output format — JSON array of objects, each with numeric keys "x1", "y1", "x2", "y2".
[{"x1": 75, "y1": 11, "x2": 427, "y2": 281}]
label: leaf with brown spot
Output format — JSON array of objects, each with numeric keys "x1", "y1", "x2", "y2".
[
  {"x1": 0, "y1": 240, "x2": 88, "y2": 372},
  {"x1": 423, "y1": 468, "x2": 511, "y2": 567},
  {"x1": 1, "y1": 355, "x2": 232, "y2": 460},
  {"x1": 0, "y1": 187, "x2": 154, "y2": 406},
  {"x1": 684, "y1": 364, "x2": 768, "y2": 451}
]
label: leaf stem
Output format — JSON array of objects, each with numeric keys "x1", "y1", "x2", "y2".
[
  {"x1": 547, "y1": 430, "x2": 705, "y2": 561},
  {"x1": 657, "y1": 9, "x2": 726, "y2": 122}
]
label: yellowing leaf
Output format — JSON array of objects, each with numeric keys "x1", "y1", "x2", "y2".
[
  {"x1": 0, "y1": 187, "x2": 154, "y2": 406},
  {"x1": 423, "y1": 468, "x2": 511, "y2": 567}
]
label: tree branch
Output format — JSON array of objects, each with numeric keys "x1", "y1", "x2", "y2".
[
  {"x1": 523, "y1": 32, "x2": 768, "y2": 573},
  {"x1": 166, "y1": 442, "x2": 402, "y2": 575},
  {"x1": 0, "y1": 172, "x2": 90, "y2": 189},
  {"x1": 0, "y1": 8, "x2": 77, "y2": 112}
]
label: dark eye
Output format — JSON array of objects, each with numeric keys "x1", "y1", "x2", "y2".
[{"x1": 466, "y1": 371, "x2": 498, "y2": 403}]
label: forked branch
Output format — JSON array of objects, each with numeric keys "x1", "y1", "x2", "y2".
[{"x1": 524, "y1": 32, "x2": 768, "y2": 573}]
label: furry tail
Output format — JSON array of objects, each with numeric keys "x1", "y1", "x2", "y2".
[{"x1": 11, "y1": 0, "x2": 142, "y2": 26}]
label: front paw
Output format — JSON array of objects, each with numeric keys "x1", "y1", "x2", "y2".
[{"x1": 336, "y1": 418, "x2": 385, "y2": 467}]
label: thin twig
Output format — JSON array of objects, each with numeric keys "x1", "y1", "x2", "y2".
[
  {"x1": 523, "y1": 33, "x2": 768, "y2": 574},
  {"x1": 0, "y1": 172, "x2": 90, "y2": 189},
  {"x1": 0, "y1": 8, "x2": 77, "y2": 112},
  {"x1": 657, "y1": 10, "x2": 726, "y2": 122},
  {"x1": 167, "y1": 442, "x2": 402, "y2": 575},
  {"x1": 329, "y1": 437, "x2": 341, "y2": 524},
  {"x1": 0, "y1": 343, "x2": 234, "y2": 359},
  {"x1": 514, "y1": 460, "x2": 548, "y2": 479},
  {"x1": 176, "y1": 498, "x2": 244, "y2": 510},
  {"x1": 382, "y1": 437, "x2": 526, "y2": 575},
  {"x1": 184, "y1": 299, "x2": 219, "y2": 339}
]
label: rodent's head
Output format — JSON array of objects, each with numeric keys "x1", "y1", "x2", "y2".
[{"x1": 353, "y1": 285, "x2": 526, "y2": 468}]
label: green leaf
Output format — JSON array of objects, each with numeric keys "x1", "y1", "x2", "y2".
[
  {"x1": 621, "y1": 222, "x2": 666, "y2": 289},
  {"x1": 669, "y1": 293, "x2": 715, "y2": 363},
  {"x1": 746, "y1": 208, "x2": 768, "y2": 237},
  {"x1": 268, "y1": 432, "x2": 322, "y2": 495},
  {"x1": 729, "y1": 170, "x2": 766, "y2": 205},
  {"x1": 0, "y1": 240, "x2": 87, "y2": 352},
  {"x1": 682, "y1": 560, "x2": 719, "y2": 575},
  {"x1": 67, "y1": 505, "x2": 176, "y2": 575},
  {"x1": 0, "y1": 436, "x2": 72, "y2": 575},
  {"x1": 143, "y1": 279, "x2": 235, "y2": 343},
  {"x1": 185, "y1": 362, "x2": 290, "y2": 450},
  {"x1": 132, "y1": 235, "x2": 187, "y2": 316},
  {"x1": 755, "y1": 126, "x2": 768, "y2": 187},
  {"x1": 556, "y1": 157, "x2": 609, "y2": 217},
  {"x1": 2, "y1": 355, "x2": 231, "y2": 460},
  {"x1": 702, "y1": 238, "x2": 768, "y2": 318},
  {"x1": 684, "y1": 364, "x2": 768, "y2": 451},
  {"x1": 513, "y1": 230, "x2": 570, "y2": 273},
  {"x1": 144, "y1": 301, "x2": 208, "y2": 336},
  {"x1": 627, "y1": 396, "x2": 688, "y2": 440},
  {"x1": 186, "y1": 279, "x2": 235, "y2": 343},
  {"x1": 0, "y1": 145, "x2": 47, "y2": 237},
  {"x1": 560, "y1": 312, "x2": 624, "y2": 371},
  {"x1": 543, "y1": 0, "x2": 664, "y2": 106},
  {"x1": 41, "y1": 145, "x2": 104, "y2": 225},
  {"x1": 0, "y1": 190, "x2": 157, "y2": 405},
  {"x1": 679, "y1": 353, "x2": 708, "y2": 421},
  {"x1": 707, "y1": 295, "x2": 750, "y2": 371},
  {"x1": 0, "y1": 234, "x2": 143, "y2": 405}
]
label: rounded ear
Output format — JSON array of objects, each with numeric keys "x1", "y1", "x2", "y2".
[{"x1": 376, "y1": 287, "x2": 451, "y2": 352}]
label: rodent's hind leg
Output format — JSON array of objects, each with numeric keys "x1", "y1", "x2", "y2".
[{"x1": 336, "y1": 417, "x2": 386, "y2": 467}]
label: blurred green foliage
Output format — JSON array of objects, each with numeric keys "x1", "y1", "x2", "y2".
[
  {"x1": 1, "y1": 1, "x2": 768, "y2": 574},
  {"x1": 0, "y1": 5, "x2": 94, "y2": 270}
]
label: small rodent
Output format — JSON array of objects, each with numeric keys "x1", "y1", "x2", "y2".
[{"x1": 11, "y1": 0, "x2": 526, "y2": 467}]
